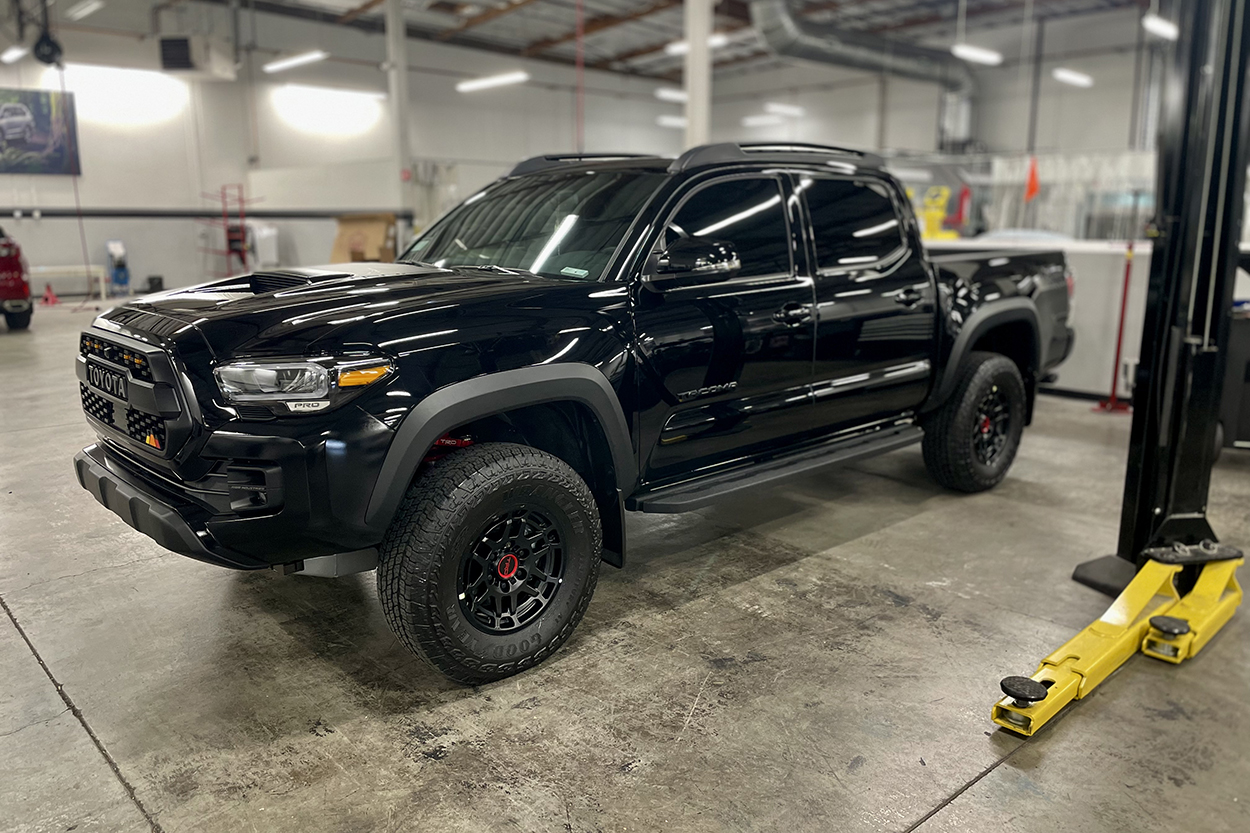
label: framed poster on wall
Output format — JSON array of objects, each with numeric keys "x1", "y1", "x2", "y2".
[{"x1": 0, "y1": 88, "x2": 80, "y2": 175}]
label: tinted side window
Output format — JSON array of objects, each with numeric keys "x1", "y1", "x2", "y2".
[
  {"x1": 803, "y1": 178, "x2": 904, "y2": 272},
  {"x1": 666, "y1": 178, "x2": 791, "y2": 278}
]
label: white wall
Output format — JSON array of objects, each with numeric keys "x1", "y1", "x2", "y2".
[
  {"x1": 969, "y1": 9, "x2": 1143, "y2": 153},
  {"x1": 0, "y1": 3, "x2": 683, "y2": 287},
  {"x1": 712, "y1": 62, "x2": 941, "y2": 152},
  {"x1": 0, "y1": 3, "x2": 1155, "y2": 288},
  {"x1": 712, "y1": 7, "x2": 1145, "y2": 156}
]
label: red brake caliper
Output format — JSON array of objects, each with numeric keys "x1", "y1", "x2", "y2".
[{"x1": 980, "y1": 415, "x2": 992, "y2": 434}]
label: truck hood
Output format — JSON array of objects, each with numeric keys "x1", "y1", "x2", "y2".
[{"x1": 124, "y1": 263, "x2": 581, "y2": 358}]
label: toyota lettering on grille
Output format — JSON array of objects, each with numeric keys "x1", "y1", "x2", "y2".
[{"x1": 87, "y1": 363, "x2": 128, "y2": 400}]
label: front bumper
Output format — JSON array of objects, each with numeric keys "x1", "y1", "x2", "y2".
[
  {"x1": 74, "y1": 323, "x2": 403, "y2": 569},
  {"x1": 75, "y1": 407, "x2": 397, "y2": 568},
  {"x1": 75, "y1": 444, "x2": 269, "y2": 569}
]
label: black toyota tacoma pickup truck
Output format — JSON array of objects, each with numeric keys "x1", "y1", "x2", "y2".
[{"x1": 74, "y1": 142, "x2": 1073, "y2": 683}]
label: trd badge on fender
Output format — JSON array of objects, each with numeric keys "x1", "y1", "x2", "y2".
[{"x1": 87, "y1": 363, "x2": 127, "y2": 400}]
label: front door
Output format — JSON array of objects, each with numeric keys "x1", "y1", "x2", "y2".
[
  {"x1": 800, "y1": 174, "x2": 937, "y2": 431},
  {"x1": 633, "y1": 174, "x2": 816, "y2": 487}
]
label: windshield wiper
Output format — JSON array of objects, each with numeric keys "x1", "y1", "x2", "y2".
[{"x1": 457, "y1": 264, "x2": 543, "y2": 278}]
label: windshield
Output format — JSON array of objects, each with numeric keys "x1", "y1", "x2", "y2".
[{"x1": 398, "y1": 170, "x2": 665, "y2": 281}]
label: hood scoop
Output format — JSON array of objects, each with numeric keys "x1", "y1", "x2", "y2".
[{"x1": 249, "y1": 268, "x2": 353, "y2": 294}]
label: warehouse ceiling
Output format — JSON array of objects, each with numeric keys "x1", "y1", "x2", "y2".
[{"x1": 233, "y1": 0, "x2": 1144, "y2": 78}]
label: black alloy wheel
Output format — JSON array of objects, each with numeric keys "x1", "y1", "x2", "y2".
[
  {"x1": 922, "y1": 351, "x2": 1027, "y2": 492},
  {"x1": 972, "y1": 386, "x2": 1011, "y2": 465},
  {"x1": 458, "y1": 507, "x2": 566, "y2": 634},
  {"x1": 377, "y1": 442, "x2": 601, "y2": 685}
]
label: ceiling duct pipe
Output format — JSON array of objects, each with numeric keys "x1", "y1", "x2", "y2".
[{"x1": 749, "y1": 0, "x2": 976, "y2": 151}]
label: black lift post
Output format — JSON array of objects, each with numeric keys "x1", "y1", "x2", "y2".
[{"x1": 1074, "y1": 0, "x2": 1250, "y2": 596}]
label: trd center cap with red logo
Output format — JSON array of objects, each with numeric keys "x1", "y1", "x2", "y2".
[{"x1": 496, "y1": 553, "x2": 519, "y2": 580}]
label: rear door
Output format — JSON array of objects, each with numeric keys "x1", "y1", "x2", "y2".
[
  {"x1": 633, "y1": 174, "x2": 816, "y2": 486},
  {"x1": 799, "y1": 174, "x2": 937, "y2": 432}
]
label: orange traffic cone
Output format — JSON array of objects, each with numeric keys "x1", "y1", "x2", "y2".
[{"x1": 41, "y1": 283, "x2": 59, "y2": 305}]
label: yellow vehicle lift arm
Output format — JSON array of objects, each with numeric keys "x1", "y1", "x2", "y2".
[{"x1": 993, "y1": 542, "x2": 1242, "y2": 737}]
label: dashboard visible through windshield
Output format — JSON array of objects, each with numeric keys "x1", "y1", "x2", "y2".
[{"x1": 398, "y1": 170, "x2": 665, "y2": 281}]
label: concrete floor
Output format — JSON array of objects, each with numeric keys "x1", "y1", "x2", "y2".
[{"x1": 2, "y1": 307, "x2": 1247, "y2": 833}]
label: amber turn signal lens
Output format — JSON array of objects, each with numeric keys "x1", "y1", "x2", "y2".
[{"x1": 337, "y1": 365, "x2": 390, "y2": 387}]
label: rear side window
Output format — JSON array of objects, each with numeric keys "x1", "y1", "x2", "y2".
[
  {"x1": 665, "y1": 178, "x2": 791, "y2": 278},
  {"x1": 802, "y1": 178, "x2": 905, "y2": 273}
]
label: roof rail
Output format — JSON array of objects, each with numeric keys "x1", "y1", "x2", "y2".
[
  {"x1": 668, "y1": 142, "x2": 884, "y2": 174},
  {"x1": 508, "y1": 153, "x2": 657, "y2": 177},
  {"x1": 739, "y1": 141, "x2": 872, "y2": 158}
]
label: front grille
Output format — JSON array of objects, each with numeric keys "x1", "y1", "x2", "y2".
[
  {"x1": 80, "y1": 383, "x2": 114, "y2": 424},
  {"x1": 126, "y1": 408, "x2": 167, "y2": 450},
  {"x1": 80, "y1": 334, "x2": 153, "y2": 381}
]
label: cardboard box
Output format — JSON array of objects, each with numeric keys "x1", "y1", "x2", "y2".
[{"x1": 330, "y1": 214, "x2": 397, "y2": 263}]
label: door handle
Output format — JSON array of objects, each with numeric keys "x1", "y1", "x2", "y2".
[
  {"x1": 773, "y1": 302, "x2": 812, "y2": 326},
  {"x1": 894, "y1": 288, "x2": 923, "y2": 307}
]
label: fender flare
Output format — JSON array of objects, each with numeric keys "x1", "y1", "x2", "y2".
[
  {"x1": 364, "y1": 363, "x2": 636, "y2": 529},
  {"x1": 923, "y1": 298, "x2": 1041, "y2": 412}
]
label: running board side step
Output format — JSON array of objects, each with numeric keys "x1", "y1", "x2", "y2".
[{"x1": 626, "y1": 425, "x2": 923, "y2": 514}]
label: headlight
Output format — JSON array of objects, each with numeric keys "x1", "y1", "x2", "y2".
[{"x1": 213, "y1": 357, "x2": 393, "y2": 415}]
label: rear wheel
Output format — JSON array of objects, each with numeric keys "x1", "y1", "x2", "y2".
[
  {"x1": 3, "y1": 309, "x2": 31, "y2": 330},
  {"x1": 922, "y1": 351, "x2": 1026, "y2": 492},
  {"x1": 377, "y1": 442, "x2": 601, "y2": 685}
]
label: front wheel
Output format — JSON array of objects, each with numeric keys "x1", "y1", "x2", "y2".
[
  {"x1": 3, "y1": 309, "x2": 31, "y2": 330},
  {"x1": 922, "y1": 351, "x2": 1026, "y2": 492},
  {"x1": 377, "y1": 442, "x2": 601, "y2": 685}
]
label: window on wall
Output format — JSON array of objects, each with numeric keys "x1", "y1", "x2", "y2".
[
  {"x1": 802, "y1": 178, "x2": 905, "y2": 273},
  {"x1": 664, "y1": 178, "x2": 792, "y2": 278}
]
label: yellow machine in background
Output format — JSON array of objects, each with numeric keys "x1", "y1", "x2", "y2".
[{"x1": 919, "y1": 186, "x2": 960, "y2": 241}]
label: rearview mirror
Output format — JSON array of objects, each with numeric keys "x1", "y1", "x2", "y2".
[{"x1": 644, "y1": 237, "x2": 741, "y2": 289}]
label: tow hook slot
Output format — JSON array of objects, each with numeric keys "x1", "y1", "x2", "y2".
[{"x1": 226, "y1": 464, "x2": 284, "y2": 513}]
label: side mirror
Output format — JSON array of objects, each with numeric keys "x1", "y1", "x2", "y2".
[{"x1": 644, "y1": 237, "x2": 741, "y2": 289}]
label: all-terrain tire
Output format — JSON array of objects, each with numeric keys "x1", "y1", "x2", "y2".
[
  {"x1": 377, "y1": 442, "x2": 601, "y2": 685},
  {"x1": 922, "y1": 351, "x2": 1026, "y2": 493},
  {"x1": 3, "y1": 309, "x2": 31, "y2": 330}
]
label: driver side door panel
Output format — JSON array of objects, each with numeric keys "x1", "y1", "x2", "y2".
[{"x1": 633, "y1": 175, "x2": 817, "y2": 487}]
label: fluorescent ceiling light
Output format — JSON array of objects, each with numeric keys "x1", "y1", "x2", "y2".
[
  {"x1": 950, "y1": 42, "x2": 1003, "y2": 66},
  {"x1": 1052, "y1": 67, "x2": 1094, "y2": 88},
  {"x1": 65, "y1": 0, "x2": 105, "y2": 21},
  {"x1": 664, "y1": 32, "x2": 731, "y2": 57},
  {"x1": 764, "y1": 102, "x2": 805, "y2": 118},
  {"x1": 263, "y1": 50, "x2": 329, "y2": 74},
  {"x1": 0, "y1": 46, "x2": 27, "y2": 64},
  {"x1": 1142, "y1": 13, "x2": 1179, "y2": 40},
  {"x1": 742, "y1": 113, "x2": 785, "y2": 127},
  {"x1": 455, "y1": 70, "x2": 529, "y2": 93},
  {"x1": 656, "y1": 114, "x2": 687, "y2": 129},
  {"x1": 654, "y1": 87, "x2": 688, "y2": 103}
]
